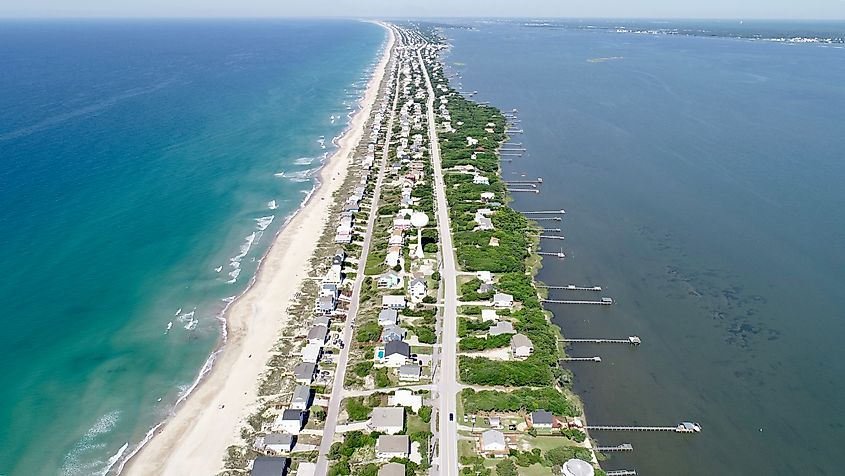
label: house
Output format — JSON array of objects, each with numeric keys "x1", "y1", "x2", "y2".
[
  {"x1": 530, "y1": 410, "x2": 554, "y2": 429},
  {"x1": 294, "y1": 362, "x2": 317, "y2": 384},
  {"x1": 476, "y1": 271, "x2": 493, "y2": 284},
  {"x1": 408, "y1": 278, "x2": 427, "y2": 301},
  {"x1": 376, "y1": 435, "x2": 410, "y2": 459},
  {"x1": 378, "y1": 271, "x2": 402, "y2": 289},
  {"x1": 378, "y1": 309, "x2": 399, "y2": 326},
  {"x1": 489, "y1": 321, "x2": 516, "y2": 336},
  {"x1": 382, "y1": 295, "x2": 407, "y2": 310},
  {"x1": 480, "y1": 429, "x2": 508, "y2": 456},
  {"x1": 383, "y1": 341, "x2": 410, "y2": 367},
  {"x1": 317, "y1": 295, "x2": 336, "y2": 314},
  {"x1": 378, "y1": 462, "x2": 406, "y2": 476},
  {"x1": 251, "y1": 456, "x2": 289, "y2": 476},
  {"x1": 510, "y1": 334, "x2": 534, "y2": 359},
  {"x1": 388, "y1": 230, "x2": 404, "y2": 246},
  {"x1": 381, "y1": 325, "x2": 405, "y2": 343},
  {"x1": 473, "y1": 174, "x2": 490, "y2": 185},
  {"x1": 489, "y1": 416, "x2": 502, "y2": 429},
  {"x1": 307, "y1": 326, "x2": 328, "y2": 346},
  {"x1": 368, "y1": 407, "x2": 405, "y2": 434},
  {"x1": 275, "y1": 409, "x2": 304, "y2": 435},
  {"x1": 480, "y1": 191, "x2": 495, "y2": 202},
  {"x1": 398, "y1": 364, "x2": 422, "y2": 382},
  {"x1": 297, "y1": 463, "x2": 316, "y2": 476},
  {"x1": 489, "y1": 237, "x2": 500, "y2": 247},
  {"x1": 478, "y1": 283, "x2": 495, "y2": 294},
  {"x1": 562, "y1": 459, "x2": 595, "y2": 476},
  {"x1": 481, "y1": 309, "x2": 498, "y2": 322},
  {"x1": 492, "y1": 293, "x2": 514, "y2": 308},
  {"x1": 313, "y1": 316, "x2": 331, "y2": 328},
  {"x1": 301, "y1": 343, "x2": 322, "y2": 364},
  {"x1": 388, "y1": 389, "x2": 423, "y2": 412},
  {"x1": 290, "y1": 385, "x2": 312, "y2": 411},
  {"x1": 385, "y1": 250, "x2": 401, "y2": 268},
  {"x1": 476, "y1": 216, "x2": 494, "y2": 231},
  {"x1": 257, "y1": 433, "x2": 295, "y2": 454}
]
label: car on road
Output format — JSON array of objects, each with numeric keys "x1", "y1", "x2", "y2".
[{"x1": 449, "y1": 413, "x2": 454, "y2": 421}]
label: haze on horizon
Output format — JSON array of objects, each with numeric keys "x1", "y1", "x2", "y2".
[{"x1": 2, "y1": 0, "x2": 845, "y2": 20}]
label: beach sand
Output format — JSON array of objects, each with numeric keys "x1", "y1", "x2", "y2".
[{"x1": 121, "y1": 22, "x2": 394, "y2": 476}]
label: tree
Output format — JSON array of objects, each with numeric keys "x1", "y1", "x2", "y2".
[
  {"x1": 495, "y1": 458, "x2": 517, "y2": 476},
  {"x1": 419, "y1": 406, "x2": 433, "y2": 423}
]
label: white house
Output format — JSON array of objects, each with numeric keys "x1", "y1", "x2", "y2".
[
  {"x1": 382, "y1": 295, "x2": 407, "y2": 310},
  {"x1": 376, "y1": 435, "x2": 410, "y2": 460},
  {"x1": 492, "y1": 293, "x2": 514, "y2": 308},
  {"x1": 398, "y1": 364, "x2": 422, "y2": 382},
  {"x1": 368, "y1": 407, "x2": 405, "y2": 434},
  {"x1": 290, "y1": 385, "x2": 312, "y2": 411},
  {"x1": 275, "y1": 409, "x2": 304, "y2": 435},
  {"x1": 297, "y1": 462, "x2": 317, "y2": 476},
  {"x1": 388, "y1": 389, "x2": 423, "y2": 412},
  {"x1": 481, "y1": 309, "x2": 498, "y2": 322},
  {"x1": 408, "y1": 278, "x2": 427, "y2": 301},
  {"x1": 307, "y1": 326, "x2": 328, "y2": 346},
  {"x1": 473, "y1": 174, "x2": 490, "y2": 185},
  {"x1": 258, "y1": 433, "x2": 295, "y2": 454},
  {"x1": 382, "y1": 341, "x2": 410, "y2": 367},
  {"x1": 301, "y1": 343, "x2": 322, "y2": 364},
  {"x1": 489, "y1": 321, "x2": 516, "y2": 336},
  {"x1": 476, "y1": 271, "x2": 493, "y2": 284},
  {"x1": 480, "y1": 429, "x2": 508, "y2": 456},
  {"x1": 378, "y1": 309, "x2": 399, "y2": 326},
  {"x1": 385, "y1": 250, "x2": 401, "y2": 268},
  {"x1": 510, "y1": 333, "x2": 534, "y2": 359},
  {"x1": 480, "y1": 191, "x2": 495, "y2": 202}
]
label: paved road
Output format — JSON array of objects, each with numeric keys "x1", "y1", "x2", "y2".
[
  {"x1": 418, "y1": 46, "x2": 460, "y2": 476},
  {"x1": 314, "y1": 29, "x2": 401, "y2": 475}
]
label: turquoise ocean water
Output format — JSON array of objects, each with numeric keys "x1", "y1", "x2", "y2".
[
  {"x1": 443, "y1": 20, "x2": 845, "y2": 475},
  {"x1": 0, "y1": 19, "x2": 383, "y2": 475}
]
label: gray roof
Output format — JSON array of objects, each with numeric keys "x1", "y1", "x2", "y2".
[
  {"x1": 379, "y1": 309, "x2": 399, "y2": 324},
  {"x1": 313, "y1": 316, "x2": 331, "y2": 328},
  {"x1": 511, "y1": 333, "x2": 533, "y2": 349},
  {"x1": 318, "y1": 295, "x2": 335, "y2": 311},
  {"x1": 562, "y1": 459, "x2": 595, "y2": 476},
  {"x1": 281, "y1": 409, "x2": 302, "y2": 421},
  {"x1": 291, "y1": 385, "x2": 311, "y2": 405},
  {"x1": 398, "y1": 364, "x2": 421, "y2": 377},
  {"x1": 294, "y1": 362, "x2": 316, "y2": 380},
  {"x1": 379, "y1": 463, "x2": 406, "y2": 476},
  {"x1": 493, "y1": 293, "x2": 513, "y2": 303},
  {"x1": 369, "y1": 407, "x2": 405, "y2": 429},
  {"x1": 376, "y1": 435, "x2": 409, "y2": 454},
  {"x1": 381, "y1": 325, "x2": 405, "y2": 342},
  {"x1": 251, "y1": 456, "x2": 289, "y2": 476},
  {"x1": 531, "y1": 410, "x2": 553, "y2": 425},
  {"x1": 488, "y1": 321, "x2": 516, "y2": 336},
  {"x1": 307, "y1": 326, "x2": 328, "y2": 342},
  {"x1": 384, "y1": 340, "x2": 410, "y2": 358},
  {"x1": 481, "y1": 429, "x2": 506, "y2": 449},
  {"x1": 264, "y1": 433, "x2": 295, "y2": 446},
  {"x1": 409, "y1": 277, "x2": 426, "y2": 288}
]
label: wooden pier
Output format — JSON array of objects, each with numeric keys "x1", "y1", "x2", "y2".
[
  {"x1": 563, "y1": 336, "x2": 641, "y2": 345},
  {"x1": 538, "y1": 235, "x2": 565, "y2": 240},
  {"x1": 561, "y1": 356, "x2": 602, "y2": 362},
  {"x1": 537, "y1": 284, "x2": 600, "y2": 291},
  {"x1": 537, "y1": 228, "x2": 561, "y2": 232},
  {"x1": 595, "y1": 444, "x2": 633, "y2": 452},
  {"x1": 506, "y1": 129, "x2": 524, "y2": 134},
  {"x1": 587, "y1": 422, "x2": 702, "y2": 433},
  {"x1": 504, "y1": 179, "x2": 542, "y2": 184},
  {"x1": 533, "y1": 217, "x2": 562, "y2": 222},
  {"x1": 523, "y1": 209, "x2": 565, "y2": 215},
  {"x1": 606, "y1": 471, "x2": 637, "y2": 476},
  {"x1": 542, "y1": 297, "x2": 613, "y2": 305},
  {"x1": 507, "y1": 188, "x2": 539, "y2": 193}
]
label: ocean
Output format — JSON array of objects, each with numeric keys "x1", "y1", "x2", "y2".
[
  {"x1": 442, "y1": 19, "x2": 845, "y2": 475},
  {"x1": 0, "y1": 19, "x2": 383, "y2": 475}
]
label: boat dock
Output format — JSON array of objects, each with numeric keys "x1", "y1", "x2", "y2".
[
  {"x1": 606, "y1": 471, "x2": 637, "y2": 476},
  {"x1": 537, "y1": 251, "x2": 566, "y2": 259},
  {"x1": 504, "y1": 179, "x2": 542, "y2": 184},
  {"x1": 561, "y1": 356, "x2": 602, "y2": 362},
  {"x1": 563, "y1": 336, "x2": 641, "y2": 345},
  {"x1": 587, "y1": 422, "x2": 702, "y2": 433},
  {"x1": 537, "y1": 228, "x2": 561, "y2": 232},
  {"x1": 508, "y1": 188, "x2": 539, "y2": 193},
  {"x1": 523, "y1": 209, "x2": 564, "y2": 215},
  {"x1": 595, "y1": 444, "x2": 633, "y2": 452},
  {"x1": 538, "y1": 235, "x2": 565, "y2": 240},
  {"x1": 542, "y1": 297, "x2": 613, "y2": 305},
  {"x1": 506, "y1": 129, "x2": 524, "y2": 134},
  {"x1": 533, "y1": 217, "x2": 561, "y2": 222},
  {"x1": 537, "y1": 284, "x2": 600, "y2": 291}
]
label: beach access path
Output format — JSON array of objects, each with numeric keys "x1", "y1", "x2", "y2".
[
  {"x1": 314, "y1": 23, "x2": 398, "y2": 476},
  {"x1": 120, "y1": 22, "x2": 395, "y2": 476}
]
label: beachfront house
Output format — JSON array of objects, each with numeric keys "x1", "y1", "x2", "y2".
[
  {"x1": 489, "y1": 321, "x2": 516, "y2": 336},
  {"x1": 408, "y1": 278, "x2": 427, "y2": 301},
  {"x1": 377, "y1": 270, "x2": 402, "y2": 289},
  {"x1": 378, "y1": 309, "x2": 399, "y2": 326},
  {"x1": 385, "y1": 249, "x2": 401, "y2": 268},
  {"x1": 378, "y1": 462, "x2": 406, "y2": 476},
  {"x1": 398, "y1": 363, "x2": 422, "y2": 382},
  {"x1": 256, "y1": 433, "x2": 295, "y2": 454},
  {"x1": 293, "y1": 362, "x2": 317, "y2": 384},
  {"x1": 368, "y1": 407, "x2": 405, "y2": 434},
  {"x1": 476, "y1": 216, "x2": 494, "y2": 231},
  {"x1": 510, "y1": 333, "x2": 534, "y2": 359},
  {"x1": 307, "y1": 326, "x2": 328, "y2": 346},
  {"x1": 388, "y1": 389, "x2": 422, "y2": 412},
  {"x1": 250, "y1": 456, "x2": 290, "y2": 476},
  {"x1": 317, "y1": 295, "x2": 336, "y2": 315},
  {"x1": 473, "y1": 174, "x2": 490, "y2": 185},
  {"x1": 275, "y1": 409, "x2": 305, "y2": 435},
  {"x1": 480, "y1": 429, "x2": 508, "y2": 456},
  {"x1": 480, "y1": 191, "x2": 495, "y2": 202},
  {"x1": 492, "y1": 293, "x2": 514, "y2": 309},
  {"x1": 382, "y1": 340, "x2": 410, "y2": 367},
  {"x1": 530, "y1": 410, "x2": 554, "y2": 429},
  {"x1": 376, "y1": 435, "x2": 410, "y2": 460},
  {"x1": 382, "y1": 295, "x2": 407, "y2": 310},
  {"x1": 381, "y1": 325, "x2": 405, "y2": 343},
  {"x1": 301, "y1": 343, "x2": 322, "y2": 364},
  {"x1": 290, "y1": 385, "x2": 312, "y2": 411},
  {"x1": 313, "y1": 315, "x2": 331, "y2": 328}
]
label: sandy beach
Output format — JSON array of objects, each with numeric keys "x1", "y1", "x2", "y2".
[{"x1": 121, "y1": 22, "x2": 394, "y2": 476}]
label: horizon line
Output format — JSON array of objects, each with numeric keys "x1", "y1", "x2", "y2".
[{"x1": 1, "y1": 15, "x2": 844, "y2": 22}]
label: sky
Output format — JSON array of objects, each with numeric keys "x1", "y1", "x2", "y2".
[{"x1": 0, "y1": 0, "x2": 844, "y2": 19}]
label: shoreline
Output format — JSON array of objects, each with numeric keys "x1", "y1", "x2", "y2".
[{"x1": 118, "y1": 21, "x2": 394, "y2": 476}]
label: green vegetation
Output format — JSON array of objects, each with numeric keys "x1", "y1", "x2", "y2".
[
  {"x1": 419, "y1": 406, "x2": 432, "y2": 423},
  {"x1": 496, "y1": 458, "x2": 518, "y2": 476},
  {"x1": 458, "y1": 333, "x2": 511, "y2": 351},
  {"x1": 375, "y1": 367, "x2": 391, "y2": 387},
  {"x1": 560, "y1": 428, "x2": 587, "y2": 443},
  {"x1": 461, "y1": 388, "x2": 577, "y2": 416},
  {"x1": 544, "y1": 446, "x2": 593, "y2": 466},
  {"x1": 345, "y1": 397, "x2": 372, "y2": 421},
  {"x1": 353, "y1": 361, "x2": 374, "y2": 377},
  {"x1": 459, "y1": 356, "x2": 553, "y2": 387}
]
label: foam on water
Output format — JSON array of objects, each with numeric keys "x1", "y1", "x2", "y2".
[
  {"x1": 267, "y1": 199, "x2": 278, "y2": 210},
  {"x1": 58, "y1": 410, "x2": 122, "y2": 476},
  {"x1": 294, "y1": 156, "x2": 315, "y2": 165},
  {"x1": 255, "y1": 215, "x2": 275, "y2": 231}
]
